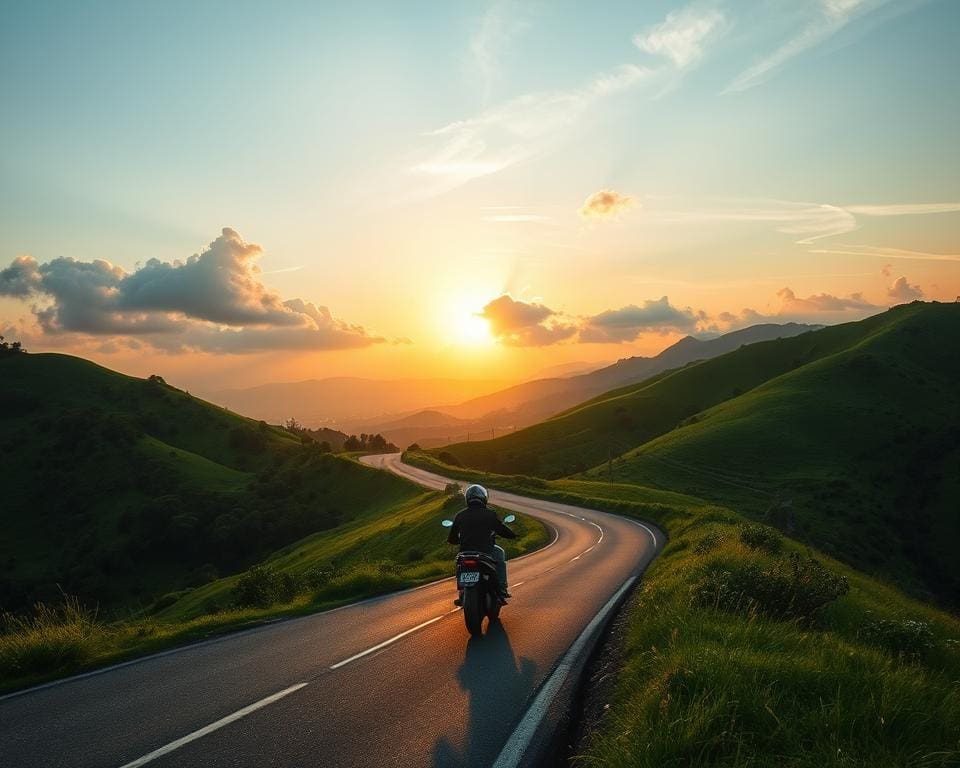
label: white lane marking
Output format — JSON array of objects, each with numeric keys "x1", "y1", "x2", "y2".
[
  {"x1": 117, "y1": 682, "x2": 308, "y2": 768},
  {"x1": 625, "y1": 518, "x2": 659, "y2": 548},
  {"x1": 491, "y1": 575, "x2": 638, "y2": 768},
  {"x1": 329, "y1": 609, "x2": 459, "y2": 670},
  {"x1": 511, "y1": 581, "x2": 525, "y2": 588}
]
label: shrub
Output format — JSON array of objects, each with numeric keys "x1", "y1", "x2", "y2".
[
  {"x1": 438, "y1": 451, "x2": 461, "y2": 467},
  {"x1": 444, "y1": 482, "x2": 462, "y2": 496},
  {"x1": 0, "y1": 595, "x2": 104, "y2": 679},
  {"x1": 860, "y1": 616, "x2": 936, "y2": 660},
  {"x1": 303, "y1": 564, "x2": 341, "y2": 588},
  {"x1": 406, "y1": 547, "x2": 425, "y2": 562},
  {"x1": 232, "y1": 566, "x2": 303, "y2": 608},
  {"x1": 738, "y1": 523, "x2": 783, "y2": 554},
  {"x1": 694, "y1": 530, "x2": 723, "y2": 555},
  {"x1": 693, "y1": 552, "x2": 849, "y2": 622}
]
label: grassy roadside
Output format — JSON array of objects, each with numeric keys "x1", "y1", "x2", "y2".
[
  {"x1": 404, "y1": 451, "x2": 960, "y2": 765},
  {"x1": 0, "y1": 483, "x2": 549, "y2": 695}
]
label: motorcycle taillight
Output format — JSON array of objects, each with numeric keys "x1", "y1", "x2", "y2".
[{"x1": 461, "y1": 559, "x2": 478, "y2": 567}]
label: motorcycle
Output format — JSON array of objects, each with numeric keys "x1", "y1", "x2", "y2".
[{"x1": 442, "y1": 514, "x2": 516, "y2": 636}]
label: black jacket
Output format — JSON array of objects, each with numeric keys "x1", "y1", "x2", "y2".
[{"x1": 447, "y1": 501, "x2": 517, "y2": 553}]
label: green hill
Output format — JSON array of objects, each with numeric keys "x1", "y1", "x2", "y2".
[
  {"x1": 594, "y1": 301, "x2": 960, "y2": 605},
  {"x1": 0, "y1": 352, "x2": 420, "y2": 612},
  {"x1": 428, "y1": 302, "x2": 960, "y2": 605}
]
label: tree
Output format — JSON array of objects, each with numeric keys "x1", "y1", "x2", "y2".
[{"x1": 0, "y1": 335, "x2": 25, "y2": 356}]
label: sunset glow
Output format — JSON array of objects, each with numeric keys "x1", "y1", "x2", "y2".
[{"x1": 0, "y1": 1, "x2": 957, "y2": 392}]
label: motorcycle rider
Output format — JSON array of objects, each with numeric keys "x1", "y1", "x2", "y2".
[{"x1": 447, "y1": 483, "x2": 516, "y2": 605}]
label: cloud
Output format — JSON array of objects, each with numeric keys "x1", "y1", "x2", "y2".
[
  {"x1": 579, "y1": 296, "x2": 700, "y2": 343},
  {"x1": 881, "y1": 263, "x2": 892, "y2": 277},
  {"x1": 809, "y1": 244, "x2": 960, "y2": 262},
  {"x1": 776, "y1": 286, "x2": 878, "y2": 313},
  {"x1": 724, "y1": 0, "x2": 905, "y2": 93},
  {"x1": 844, "y1": 201, "x2": 960, "y2": 217},
  {"x1": 479, "y1": 294, "x2": 576, "y2": 347},
  {"x1": 0, "y1": 255, "x2": 43, "y2": 298},
  {"x1": 469, "y1": 0, "x2": 526, "y2": 105},
  {"x1": 887, "y1": 276, "x2": 923, "y2": 303},
  {"x1": 0, "y1": 228, "x2": 382, "y2": 354},
  {"x1": 410, "y1": 3, "x2": 727, "y2": 194},
  {"x1": 633, "y1": 5, "x2": 727, "y2": 69},
  {"x1": 647, "y1": 198, "x2": 858, "y2": 243},
  {"x1": 646, "y1": 196, "x2": 960, "y2": 244},
  {"x1": 579, "y1": 190, "x2": 636, "y2": 220},
  {"x1": 410, "y1": 64, "x2": 650, "y2": 193}
]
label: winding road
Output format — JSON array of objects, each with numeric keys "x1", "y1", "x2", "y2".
[{"x1": 0, "y1": 454, "x2": 660, "y2": 768}]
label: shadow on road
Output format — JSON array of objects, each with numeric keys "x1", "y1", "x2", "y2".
[{"x1": 431, "y1": 620, "x2": 537, "y2": 768}]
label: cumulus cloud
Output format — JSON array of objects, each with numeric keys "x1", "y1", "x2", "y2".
[
  {"x1": 887, "y1": 276, "x2": 923, "y2": 303},
  {"x1": 579, "y1": 296, "x2": 700, "y2": 343},
  {"x1": 0, "y1": 255, "x2": 42, "y2": 298},
  {"x1": 0, "y1": 228, "x2": 382, "y2": 353},
  {"x1": 479, "y1": 294, "x2": 577, "y2": 347},
  {"x1": 579, "y1": 190, "x2": 636, "y2": 220},
  {"x1": 776, "y1": 287, "x2": 878, "y2": 313}
]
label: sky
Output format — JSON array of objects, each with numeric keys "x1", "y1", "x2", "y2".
[{"x1": 1, "y1": 0, "x2": 958, "y2": 392}]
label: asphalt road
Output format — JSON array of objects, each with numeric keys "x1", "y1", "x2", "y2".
[{"x1": 1, "y1": 454, "x2": 659, "y2": 768}]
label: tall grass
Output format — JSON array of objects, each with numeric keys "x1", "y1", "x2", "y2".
[{"x1": 574, "y1": 524, "x2": 960, "y2": 767}]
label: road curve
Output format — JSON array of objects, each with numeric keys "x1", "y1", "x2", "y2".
[{"x1": 1, "y1": 454, "x2": 660, "y2": 768}]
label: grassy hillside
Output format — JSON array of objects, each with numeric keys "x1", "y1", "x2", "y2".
[
  {"x1": 0, "y1": 352, "x2": 421, "y2": 612},
  {"x1": 403, "y1": 452, "x2": 960, "y2": 766},
  {"x1": 432, "y1": 310, "x2": 895, "y2": 477},
  {"x1": 592, "y1": 302, "x2": 960, "y2": 606}
]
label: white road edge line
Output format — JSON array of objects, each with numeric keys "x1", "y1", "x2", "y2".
[
  {"x1": 491, "y1": 575, "x2": 637, "y2": 768},
  {"x1": 117, "y1": 682, "x2": 308, "y2": 768},
  {"x1": 329, "y1": 610, "x2": 457, "y2": 670}
]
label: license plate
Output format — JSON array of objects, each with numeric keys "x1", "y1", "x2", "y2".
[{"x1": 459, "y1": 571, "x2": 480, "y2": 585}]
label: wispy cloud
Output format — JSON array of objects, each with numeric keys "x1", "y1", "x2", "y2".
[
  {"x1": 410, "y1": 64, "x2": 650, "y2": 194},
  {"x1": 469, "y1": 0, "x2": 526, "y2": 106},
  {"x1": 633, "y1": 5, "x2": 728, "y2": 69},
  {"x1": 809, "y1": 244, "x2": 960, "y2": 262},
  {"x1": 844, "y1": 202, "x2": 960, "y2": 216},
  {"x1": 645, "y1": 197, "x2": 960, "y2": 244},
  {"x1": 647, "y1": 198, "x2": 858, "y2": 243},
  {"x1": 410, "y1": 3, "x2": 727, "y2": 195},
  {"x1": 724, "y1": 0, "x2": 899, "y2": 93}
]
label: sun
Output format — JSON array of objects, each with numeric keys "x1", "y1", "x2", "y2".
[{"x1": 452, "y1": 307, "x2": 494, "y2": 346}]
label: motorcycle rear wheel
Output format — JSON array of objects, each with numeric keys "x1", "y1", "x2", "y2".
[{"x1": 463, "y1": 588, "x2": 483, "y2": 636}]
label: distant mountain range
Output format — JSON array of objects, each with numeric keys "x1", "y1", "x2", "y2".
[
  {"x1": 204, "y1": 377, "x2": 508, "y2": 426},
  {"x1": 356, "y1": 323, "x2": 822, "y2": 446},
  {"x1": 202, "y1": 323, "x2": 821, "y2": 447}
]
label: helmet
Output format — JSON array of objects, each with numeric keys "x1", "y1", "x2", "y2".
[{"x1": 464, "y1": 484, "x2": 488, "y2": 505}]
